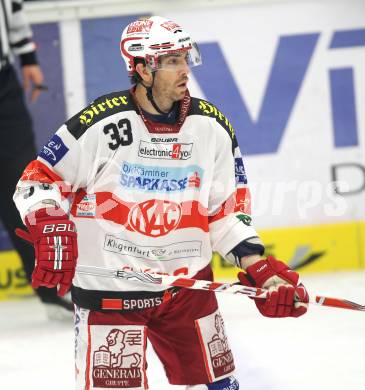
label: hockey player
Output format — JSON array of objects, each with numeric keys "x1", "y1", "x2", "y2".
[{"x1": 13, "y1": 16, "x2": 309, "y2": 390}]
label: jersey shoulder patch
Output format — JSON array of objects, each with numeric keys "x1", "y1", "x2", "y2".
[
  {"x1": 65, "y1": 90, "x2": 136, "y2": 140},
  {"x1": 189, "y1": 97, "x2": 236, "y2": 144}
]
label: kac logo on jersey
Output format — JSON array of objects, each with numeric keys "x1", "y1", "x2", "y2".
[
  {"x1": 120, "y1": 161, "x2": 202, "y2": 192},
  {"x1": 234, "y1": 157, "x2": 247, "y2": 184},
  {"x1": 128, "y1": 199, "x2": 182, "y2": 237},
  {"x1": 39, "y1": 134, "x2": 69, "y2": 166},
  {"x1": 138, "y1": 140, "x2": 193, "y2": 160}
]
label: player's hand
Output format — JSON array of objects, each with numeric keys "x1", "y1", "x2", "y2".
[
  {"x1": 22, "y1": 64, "x2": 45, "y2": 102},
  {"x1": 237, "y1": 256, "x2": 309, "y2": 318},
  {"x1": 15, "y1": 207, "x2": 78, "y2": 296}
]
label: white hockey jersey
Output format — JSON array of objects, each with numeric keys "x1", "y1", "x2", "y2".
[{"x1": 14, "y1": 88, "x2": 259, "y2": 297}]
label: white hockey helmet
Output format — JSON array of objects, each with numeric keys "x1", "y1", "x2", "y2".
[{"x1": 120, "y1": 16, "x2": 202, "y2": 76}]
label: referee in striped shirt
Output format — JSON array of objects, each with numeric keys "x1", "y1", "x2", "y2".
[{"x1": 0, "y1": 0, "x2": 72, "y2": 318}]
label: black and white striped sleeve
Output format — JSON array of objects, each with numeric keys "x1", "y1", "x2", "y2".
[{"x1": 8, "y1": 0, "x2": 37, "y2": 65}]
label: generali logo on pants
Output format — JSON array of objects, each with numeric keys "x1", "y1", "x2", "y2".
[
  {"x1": 138, "y1": 140, "x2": 193, "y2": 160},
  {"x1": 195, "y1": 311, "x2": 235, "y2": 381},
  {"x1": 92, "y1": 328, "x2": 145, "y2": 389}
]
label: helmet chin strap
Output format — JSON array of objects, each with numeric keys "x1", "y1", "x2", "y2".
[{"x1": 140, "y1": 73, "x2": 168, "y2": 115}]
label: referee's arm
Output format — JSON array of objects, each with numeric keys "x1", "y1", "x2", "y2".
[
  {"x1": 7, "y1": 0, "x2": 37, "y2": 64},
  {"x1": 2, "y1": 0, "x2": 44, "y2": 101}
]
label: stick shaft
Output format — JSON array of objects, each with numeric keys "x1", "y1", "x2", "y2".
[{"x1": 76, "y1": 265, "x2": 365, "y2": 312}]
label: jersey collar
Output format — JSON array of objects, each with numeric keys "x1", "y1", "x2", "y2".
[{"x1": 129, "y1": 86, "x2": 191, "y2": 134}]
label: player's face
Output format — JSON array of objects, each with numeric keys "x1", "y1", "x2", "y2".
[{"x1": 153, "y1": 53, "x2": 190, "y2": 102}]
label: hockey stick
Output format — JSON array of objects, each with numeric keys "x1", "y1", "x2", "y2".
[{"x1": 76, "y1": 265, "x2": 365, "y2": 312}]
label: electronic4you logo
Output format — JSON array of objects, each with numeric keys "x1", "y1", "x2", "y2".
[
  {"x1": 138, "y1": 140, "x2": 193, "y2": 160},
  {"x1": 128, "y1": 199, "x2": 182, "y2": 237}
]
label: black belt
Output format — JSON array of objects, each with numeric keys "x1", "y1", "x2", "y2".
[{"x1": 71, "y1": 285, "x2": 181, "y2": 312}]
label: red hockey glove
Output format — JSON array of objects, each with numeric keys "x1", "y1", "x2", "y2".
[
  {"x1": 238, "y1": 256, "x2": 309, "y2": 318},
  {"x1": 15, "y1": 207, "x2": 78, "y2": 296}
]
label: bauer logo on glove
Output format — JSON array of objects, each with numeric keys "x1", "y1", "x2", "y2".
[{"x1": 42, "y1": 223, "x2": 76, "y2": 234}]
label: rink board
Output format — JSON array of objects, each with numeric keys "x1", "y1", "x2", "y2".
[
  {"x1": 0, "y1": 251, "x2": 34, "y2": 300},
  {"x1": 213, "y1": 220, "x2": 365, "y2": 279},
  {"x1": 1, "y1": 220, "x2": 364, "y2": 300}
]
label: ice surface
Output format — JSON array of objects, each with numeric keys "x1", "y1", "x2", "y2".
[{"x1": 1, "y1": 271, "x2": 364, "y2": 390}]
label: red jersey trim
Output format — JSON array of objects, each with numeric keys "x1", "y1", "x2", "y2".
[
  {"x1": 71, "y1": 190, "x2": 209, "y2": 235},
  {"x1": 208, "y1": 187, "x2": 251, "y2": 224},
  {"x1": 20, "y1": 159, "x2": 73, "y2": 197}
]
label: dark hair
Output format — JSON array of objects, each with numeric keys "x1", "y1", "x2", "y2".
[{"x1": 130, "y1": 58, "x2": 146, "y2": 85}]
